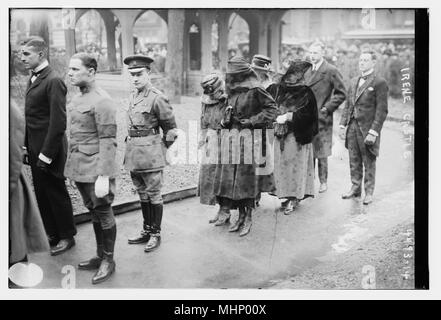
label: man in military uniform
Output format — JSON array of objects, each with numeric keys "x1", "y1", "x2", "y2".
[{"x1": 123, "y1": 55, "x2": 178, "y2": 252}]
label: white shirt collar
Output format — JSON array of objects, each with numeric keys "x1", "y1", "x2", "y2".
[
  {"x1": 361, "y1": 68, "x2": 374, "y2": 77},
  {"x1": 313, "y1": 59, "x2": 324, "y2": 71},
  {"x1": 33, "y1": 60, "x2": 49, "y2": 74}
]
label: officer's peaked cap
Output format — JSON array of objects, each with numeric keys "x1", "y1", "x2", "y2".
[{"x1": 124, "y1": 54, "x2": 154, "y2": 73}]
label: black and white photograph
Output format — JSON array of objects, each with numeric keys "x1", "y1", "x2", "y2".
[{"x1": 3, "y1": 0, "x2": 436, "y2": 302}]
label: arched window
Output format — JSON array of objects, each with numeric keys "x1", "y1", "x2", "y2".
[
  {"x1": 228, "y1": 13, "x2": 250, "y2": 61},
  {"x1": 75, "y1": 9, "x2": 121, "y2": 72},
  {"x1": 133, "y1": 10, "x2": 168, "y2": 73}
]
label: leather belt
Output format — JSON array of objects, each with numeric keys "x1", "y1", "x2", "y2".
[{"x1": 128, "y1": 128, "x2": 158, "y2": 137}]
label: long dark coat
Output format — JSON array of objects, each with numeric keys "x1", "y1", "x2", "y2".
[
  {"x1": 304, "y1": 60, "x2": 346, "y2": 158},
  {"x1": 339, "y1": 73, "x2": 389, "y2": 157},
  {"x1": 9, "y1": 102, "x2": 49, "y2": 264},
  {"x1": 213, "y1": 78, "x2": 278, "y2": 206},
  {"x1": 24, "y1": 66, "x2": 68, "y2": 178},
  {"x1": 198, "y1": 98, "x2": 228, "y2": 205}
]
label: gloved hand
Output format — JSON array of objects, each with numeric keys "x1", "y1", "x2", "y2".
[
  {"x1": 164, "y1": 129, "x2": 178, "y2": 148},
  {"x1": 221, "y1": 106, "x2": 233, "y2": 128},
  {"x1": 95, "y1": 175, "x2": 109, "y2": 198},
  {"x1": 36, "y1": 159, "x2": 50, "y2": 173},
  {"x1": 239, "y1": 119, "x2": 252, "y2": 128},
  {"x1": 276, "y1": 114, "x2": 289, "y2": 124},
  {"x1": 66, "y1": 178, "x2": 77, "y2": 189},
  {"x1": 364, "y1": 133, "x2": 377, "y2": 146}
]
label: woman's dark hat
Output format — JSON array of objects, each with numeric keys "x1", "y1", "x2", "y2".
[
  {"x1": 251, "y1": 54, "x2": 272, "y2": 72},
  {"x1": 285, "y1": 59, "x2": 312, "y2": 76},
  {"x1": 201, "y1": 73, "x2": 223, "y2": 94},
  {"x1": 226, "y1": 56, "x2": 252, "y2": 74},
  {"x1": 123, "y1": 54, "x2": 154, "y2": 73}
]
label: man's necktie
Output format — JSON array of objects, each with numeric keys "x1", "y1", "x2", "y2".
[{"x1": 30, "y1": 70, "x2": 41, "y2": 83}]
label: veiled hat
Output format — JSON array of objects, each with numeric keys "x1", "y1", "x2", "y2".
[
  {"x1": 226, "y1": 56, "x2": 252, "y2": 74},
  {"x1": 251, "y1": 54, "x2": 272, "y2": 72},
  {"x1": 285, "y1": 59, "x2": 312, "y2": 76}
]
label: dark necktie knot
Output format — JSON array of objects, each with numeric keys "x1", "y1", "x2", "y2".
[
  {"x1": 31, "y1": 70, "x2": 41, "y2": 77},
  {"x1": 360, "y1": 75, "x2": 369, "y2": 81}
]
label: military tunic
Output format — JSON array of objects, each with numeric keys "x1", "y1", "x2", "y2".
[
  {"x1": 124, "y1": 86, "x2": 177, "y2": 204},
  {"x1": 64, "y1": 87, "x2": 118, "y2": 228},
  {"x1": 64, "y1": 88, "x2": 118, "y2": 182}
]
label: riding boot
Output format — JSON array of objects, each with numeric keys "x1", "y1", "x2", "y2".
[
  {"x1": 239, "y1": 207, "x2": 252, "y2": 237},
  {"x1": 229, "y1": 206, "x2": 246, "y2": 232},
  {"x1": 128, "y1": 202, "x2": 151, "y2": 244},
  {"x1": 145, "y1": 203, "x2": 163, "y2": 252},
  {"x1": 92, "y1": 224, "x2": 116, "y2": 284},
  {"x1": 79, "y1": 221, "x2": 103, "y2": 270}
]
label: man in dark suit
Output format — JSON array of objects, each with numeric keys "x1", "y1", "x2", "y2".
[
  {"x1": 339, "y1": 50, "x2": 389, "y2": 205},
  {"x1": 305, "y1": 42, "x2": 346, "y2": 193},
  {"x1": 21, "y1": 37, "x2": 76, "y2": 255}
]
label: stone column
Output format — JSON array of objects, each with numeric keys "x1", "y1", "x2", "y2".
[
  {"x1": 248, "y1": 21, "x2": 260, "y2": 59},
  {"x1": 104, "y1": 19, "x2": 117, "y2": 71},
  {"x1": 64, "y1": 29, "x2": 76, "y2": 58},
  {"x1": 165, "y1": 9, "x2": 185, "y2": 103},
  {"x1": 257, "y1": 15, "x2": 269, "y2": 56},
  {"x1": 112, "y1": 10, "x2": 138, "y2": 62},
  {"x1": 269, "y1": 18, "x2": 281, "y2": 73},
  {"x1": 217, "y1": 12, "x2": 230, "y2": 73},
  {"x1": 200, "y1": 11, "x2": 214, "y2": 75}
]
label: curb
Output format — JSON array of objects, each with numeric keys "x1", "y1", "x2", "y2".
[
  {"x1": 74, "y1": 185, "x2": 198, "y2": 225},
  {"x1": 386, "y1": 116, "x2": 414, "y2": 126}
]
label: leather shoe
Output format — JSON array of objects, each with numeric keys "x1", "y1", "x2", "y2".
[
  {"x1": 209, "y1": 211, "x2": 219, "y2": 224},
  {"x1": 319, "y1": 183, "x2": 328, "y2": 193},
  {"x1": 50, "y1": 238, "x2": 75, "y2": 256},
  {"x1": 284, "y1": 199, "x2": 299, "y2": 215},
  {"x1": 144, "y1": 234, "x2": 161, "y2": 252},
  {"x1": 239, "y1": 208, "x2": 252, "y2": 237},
  {"x1": 128, "y1": 229, "x2": 150, "y2": 244},
  {"x1": 229, "y1": 208, "x2": 246, "y2": 232},
  {"x1": 341, "y1": 187, "x2": 361, "y2": 199},
  {"x1": 78, "y1": 256, "x2": 102, "y2": 270},
  {"x1": 214, "y1": 209, "x2": 230, "y2": 226},
  {"x1": 363, "y1": 194, "x2": 373, "y2": 205},
  {"x1": 91, "y1": 256, "x2": 115, "y2": 284},
  {"x1": 48, "y1": 235, "x2": 60, "y2": 247}
]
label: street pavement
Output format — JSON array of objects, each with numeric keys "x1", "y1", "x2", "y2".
[{"x1": 28, "y1": 122, "x2": 414, "y2": 289}]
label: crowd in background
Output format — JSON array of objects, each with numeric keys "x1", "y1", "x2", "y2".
[
  {"x1": 11, "y1": 38, "x2": 415, "y2": 99},
  {"x1": 280, "y1": 40, "x2": 415, "y2": 98}
]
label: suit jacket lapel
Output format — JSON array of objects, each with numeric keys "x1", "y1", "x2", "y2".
[
  {"x1": 306, "y1": 61, "x2": 326, "y2": 87},
  {"x1": 355, "y1": 74, "x2": 375, "y2": 103},
  {"x1": 26, "y1": 66, "x2": 51, "y2": 95}
]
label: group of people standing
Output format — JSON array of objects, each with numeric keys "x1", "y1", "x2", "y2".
[
  {"x1": 12, "y1": 36, "x2": 178, "y2": 285},
  {"x1": 9, "y1": 36, "x2": 388, "y2": 286},
  {"x1": 198, "y1": 42, "x2": 388, "y2": 234}
]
